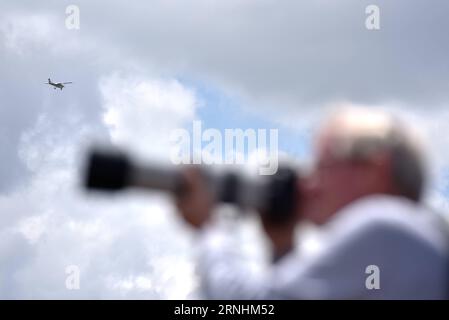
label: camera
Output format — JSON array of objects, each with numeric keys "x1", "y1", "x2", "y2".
[{"x1": 84, "y1": 148, "x2": 299, "y2": 224}]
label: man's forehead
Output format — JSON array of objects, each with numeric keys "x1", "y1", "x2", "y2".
[{"x1": 314, "y1": 110, "x2": 393, "y2": 159}]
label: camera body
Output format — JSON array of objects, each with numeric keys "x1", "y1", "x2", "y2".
[{"x1": 85, "y1": 149, "x2": 299, "y2": 224}]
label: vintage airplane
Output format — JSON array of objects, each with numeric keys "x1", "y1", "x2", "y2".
[{"x1": 45, "y1": 78, "x2": 73, "y2": 90}]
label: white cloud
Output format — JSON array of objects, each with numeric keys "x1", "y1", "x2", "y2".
[
  {"x1": 0, "y1": 12, "x2": 86, "y2": 57},
  {"x1": 0, "y1": 14, "x2": 53, "y2": 54},
  {"x1": 100, "y1": 73, "x2": 198, "y2": 159},
  {"x1": 74, "y1": 0, "x2": 449, "y2": 116},
  {"x1": 0, "y1": 70, "x2": 202, "y2": 299}
]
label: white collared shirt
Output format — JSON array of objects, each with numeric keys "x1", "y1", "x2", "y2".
[{"x1": 196, "y1": 195, "x2": 449, "y2": 299}]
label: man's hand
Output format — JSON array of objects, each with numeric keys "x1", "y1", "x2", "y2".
[
  {"x1": 175, "y1": 166, "x2": 301, "y2": 261},
  {"x1": 175, "y1": 167, "x2": 214, "y2": 229},
  {"x1": 260, "y1": 177, "x2": 303, "y2": 262},
  {"x1": 260, "y1": 215, "x2": 296, "y2": 262}
]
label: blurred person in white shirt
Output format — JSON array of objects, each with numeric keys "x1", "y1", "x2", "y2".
[{"x1": 175, "y1": 107, "x2": 449, "y2": 299}]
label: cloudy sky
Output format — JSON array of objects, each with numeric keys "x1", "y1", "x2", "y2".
[{"x1": 1, "y1": 0, "x2": 449, "y2": 299}]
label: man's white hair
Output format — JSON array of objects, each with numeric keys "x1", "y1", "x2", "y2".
[{"x1": 321, "y1": 107, "x2": 427, "y2": 201}]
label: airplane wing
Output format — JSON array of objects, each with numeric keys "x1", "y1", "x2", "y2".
[{"x1": 62, "y1": 82, "x2": 73, "y2": 84}]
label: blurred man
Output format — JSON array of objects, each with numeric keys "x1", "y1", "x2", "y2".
[{"x1": 175, "y1": 107, "x2": 449, "y2": 299}]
